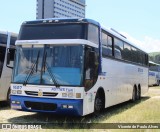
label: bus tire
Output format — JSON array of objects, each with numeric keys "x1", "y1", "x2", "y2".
[
  {"x1": 94, "y1": 88, "x2": 105, "y2": 114},
  {"x1": 6, "y1": 88, "x2": 11, "y2": 106},
  {"x1": 132, "y1": 86, "x2": 137, "y2": 102},
  {"x1": 137, "y1": 85, "x2": 141, "y2": 100}
]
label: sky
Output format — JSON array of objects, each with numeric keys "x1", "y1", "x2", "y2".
[{"x1": 0, "y1": 0, "x2": 160, "y2": 53}]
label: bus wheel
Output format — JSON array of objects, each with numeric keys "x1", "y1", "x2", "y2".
[
  {"x1": 132, "y1": 87, "x2": 137, "y2": 102},
  {"x1": 137, "y1": 86, "x2": 141, "y2": 100},
  {"x1": 94, "y1": 89, "x2": 105, "y2": 113},
  {"x1": 7, "y1": 88, "x2": 11, "y2": 106}
]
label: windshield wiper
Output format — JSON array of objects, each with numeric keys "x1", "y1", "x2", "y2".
[
  {"x1": 23, "y1": 51, "x2": 40, "y2": 86},
  {"x1": 41, "y1": 51, "x2": 60, "y2": 88}
]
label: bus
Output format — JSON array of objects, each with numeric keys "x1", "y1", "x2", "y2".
[
  {"x1": 9, "y1": 18, "x2": 148, "y2": 116},
  {"x1": 149, "y1": 61, "x2": 160, "y2": 86},
  {"x1": 0, "y1": 31, "x2": 17, "y2": 103}
]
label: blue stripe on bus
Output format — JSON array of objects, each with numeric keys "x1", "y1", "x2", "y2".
[{"x1": 10, "y1": 95, "x2": 83, "y2": 116}]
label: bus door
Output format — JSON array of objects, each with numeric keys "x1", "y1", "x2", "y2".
[{"x1": 83, "y1": 46, "x2": 99, "y2": 114}]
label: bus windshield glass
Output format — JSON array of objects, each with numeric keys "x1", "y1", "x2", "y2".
[
  {"x1": 18, "y1": 23, "x2": 86, "y2": 40},
  {"x1": 12, "y1": 45, "x2": 84, "y2": 86}
]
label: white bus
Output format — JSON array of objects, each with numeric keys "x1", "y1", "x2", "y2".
[
  {"x1": 9, "y1": 18, "x2": 148, "y2": 116},
  {"x1": 0, "y1": 31, "x2": 17, "y2": 103},
  {"x1": 149, "y1": 61, "x2": 160, "y2": 86}
]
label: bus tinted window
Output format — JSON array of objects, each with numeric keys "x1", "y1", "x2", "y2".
[
  {"x1": 111, "y1": 37, "x2": 148, "y2": 66},
  {"x1": 122, "y1": 43, "x2": 131, "y2": 61},
  {"x1": 131, "y1": 47, "x2": 137, "y2": 63},
  {"x1": 10, "y1": 37, "x2": 17, "y2": 46},
  {"x1": 114, "y1": 38, "x2": 123, "y2": 59},
  {"x1": 145, "y1": 54, "x2": 148, "y2": 66},
  {"x1": 88, "y1": 24, "x2": 99, "y2": 44},
  {"x1": 102, "y1": 32, "x2": 113, "y2": 57},
  {"x1": 102, "y1": 32, "x2": 107, "y2": 45},
  {"x1": 18, "y1": 24, "x2": 85, "y2": 40},
  {"x1": 0, "y1": 34, "x2": 7, "y2": 44}
]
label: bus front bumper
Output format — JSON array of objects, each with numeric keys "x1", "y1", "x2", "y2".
[{"x1": 10, "y1": 95, "x2": 83, "y2": 116}]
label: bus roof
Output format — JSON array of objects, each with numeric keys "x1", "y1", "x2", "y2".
[{"x1": 22, "y1": 18, "x2": 100, "y2": 27}]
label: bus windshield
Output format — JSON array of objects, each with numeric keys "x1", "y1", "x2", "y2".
[{"x1": 12, "y1": 45, "x2": 84, "y2": 86}]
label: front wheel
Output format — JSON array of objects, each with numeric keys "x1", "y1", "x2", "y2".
[{"x1": 94, "y1": 92, "x2": 104, "y2": 113}]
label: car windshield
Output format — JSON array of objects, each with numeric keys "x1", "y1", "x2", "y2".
[{"x1": 12, "y1": 45, "x2": 84, "y2": 86}]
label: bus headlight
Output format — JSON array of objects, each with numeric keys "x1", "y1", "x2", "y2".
[
  {"x1": 11, "y1": 100, "x2": 20, "y2": 104},
  {"x1": 61, "y1": 104, "x2": 73, "y2": 109},
  {"x1": 62, "y1": 93, "x2": 67, "y2": 97},
  {"x1": 68, "y1": 93, "x2": 73, "y2": 98},
  {"x1": 17, "y1": 90, "x2": 22, "y2": 94},
  {"x1": 68, "y1": 105, "x2": 73, "y2": 109},
  {"x1": 11, "y1": 90, "x2": 17, "y2": 94},
  {"x1": 62, "y1": 104, "x2": 68, "y2": 108},
  {"x1": 62, "y1": 93, "x2": 74, "y2": 98}
]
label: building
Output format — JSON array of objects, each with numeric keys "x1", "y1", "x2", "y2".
[{"x1": 36, "y1": 0, "x2": 86, "y2": 19}]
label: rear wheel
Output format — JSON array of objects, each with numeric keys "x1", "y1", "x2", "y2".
[
  {"x1": 137, "y1": 87, "x2": 141, "y2": 100},
  {"x1": 132, "y1": 87, "x2": 137, "y2": 102}
]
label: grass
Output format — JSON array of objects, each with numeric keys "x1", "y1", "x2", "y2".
[{"x1": 0, "y1": 86, "x2": 160, "y2": 131}]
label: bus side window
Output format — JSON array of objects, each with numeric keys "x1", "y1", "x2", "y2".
[
  {"x1": 107, "y1": 36, "x2": 113, "y2": 56},
  {"x1": 114, "y1": 38, "x2": 123, "y2": 59},
  {"x1": 122, "y1": 43, "x2": 131, "y2": 61},
  {"x1": 102, "y1": 31, "x2": 113, "y2": 57}
]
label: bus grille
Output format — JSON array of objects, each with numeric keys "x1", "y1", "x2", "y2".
[
  {"x1": 25, "y1": 91, "x2": 58, "y2": 97},
  {"x1": 24, "y1": 101, "x2": 57, "y2": 111}
]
